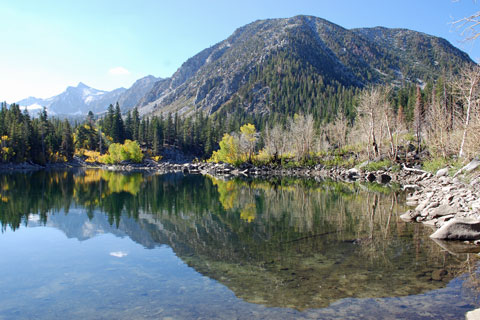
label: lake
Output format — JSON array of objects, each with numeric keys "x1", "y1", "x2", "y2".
[{"x1": 0, "y1": 169, "x2": 478, "y2": 319}]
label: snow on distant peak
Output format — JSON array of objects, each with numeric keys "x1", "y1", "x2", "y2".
[{"x1": 21, "y1": 103, "x2": 43, "y2": 111}]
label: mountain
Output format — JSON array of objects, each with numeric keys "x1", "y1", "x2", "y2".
[
  {"x1": 17, "y1": 75, "x2": 159, "y2": 116},
  {"x1": 116, "y1": 75, "x2": 160, "y2": 109},
  {"x1": 136, "y1": 15, "x2": 474, "y2": 117}
]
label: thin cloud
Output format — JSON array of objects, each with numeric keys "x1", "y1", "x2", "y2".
[
  {"x1": 110, "y1": 251, "x2": 128, "y2": 258},
  {"x1": 108, "y1": 67, "x2": 130, "y2": 76}
]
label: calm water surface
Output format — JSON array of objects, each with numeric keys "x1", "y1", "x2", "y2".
[{"x1": 0, "y1": 169, "x2": 479, "y2": 319}]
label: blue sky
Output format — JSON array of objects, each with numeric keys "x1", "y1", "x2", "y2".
[{"x1": 0, "y1": 0, "x2": 479, "y2": 102}]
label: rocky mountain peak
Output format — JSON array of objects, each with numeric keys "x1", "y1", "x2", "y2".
[{"x1": 136, "y1": 15, "x2": 474, "y2": 118}]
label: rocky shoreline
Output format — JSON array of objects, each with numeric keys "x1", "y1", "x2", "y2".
[
  {"x1": 2, "y1": 157, "x2": 480, "y2": 244},
  {"x1": 399, "y1": 159, "x2": 480, "y2": 244}
]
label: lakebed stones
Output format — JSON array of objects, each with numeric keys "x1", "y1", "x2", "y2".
[{"x1": 431, "y1": 269, "x2": 448, "y2": 281}]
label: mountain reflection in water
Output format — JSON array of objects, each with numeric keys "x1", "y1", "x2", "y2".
[{"x1": 0, "y1": 169, "x2": 479, "y2": 316}]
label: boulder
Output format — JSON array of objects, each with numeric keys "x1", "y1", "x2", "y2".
[
  {"x1": 400, "y1": 210, "x2": 420, "y2": 222},
  {"x1": 403, "y1": 184, "x2": 420, "y2": 191},
  {"x1": 366, "y1": 173, "x2": 376, "y2": 182},
  {"x1": 436, "y1": 214, "x2": 455, "y2": 227},
  {"x1": 454, "y1": 159, "x2": 480, "y2": 177},
  {"x1": 435, "y1": 167, "x2": 449, "y2": 177},
  {"x1": 464, "y1": 159, "x2": 480, "y2": 173},
  {"x1": 430, "y1": 204, "x2": 458, "y2": 218},
  {"x1": 347, "y1": 168, "x2": 359, "y2": 180},
  {"x1": 378, "y1": 174, "x2": 391, "y2": 184},
  {"x1": 415, "y1": 200, "x2": 429, "y2": 212},
  {"x1": 430, "y1": 218, "x2": 480, "y2": 241},
  {"x1": 471, "y1": 200, "x2": 480, "y2": 213},
  {"x1": 466, "y1": 308, "x2": 480, "y2": 320}
]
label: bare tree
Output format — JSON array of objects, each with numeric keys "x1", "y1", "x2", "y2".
[
  {"x1": 238, "y1": 124, "x2": 258, "y2": 162},
  {"x1": 288, "y1": 113, "x2": 316, "y2": 161},
  {"x1": 356, "y1": 87, "x2": 387, "y2": 160},
  {"x1": 264, "y1": 124, "x2": 287, "y2": 162},
  {"x1": 322, "y1": 112, "x2": 349, "y2": 150},
  {"x1": 452, "y1": 3, "x2": 480, "y2": 41},
  {"x1": 383, "y1": 97, "x2": 400, "y2": 161},
  {"x1": 454, "y1": 65, "x2": 480, "y2": 158},
  {"x1": 413, "y1": 86, "x2": 424, "y2": 152},
  {"x1": 425, "y1": 97, "x2": 453, "y2": 158}
]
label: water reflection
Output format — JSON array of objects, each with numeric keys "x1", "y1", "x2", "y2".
[{"x1": 0, "y1": 170, "x2": 479, "y2": 312}]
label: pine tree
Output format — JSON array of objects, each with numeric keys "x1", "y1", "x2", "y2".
[
  {"x1": 164, "y1": 113, "x2": 174, "y2": 146},
  {"x1": 112, "y1": 103, "x2": 125, "y2": 143},
  {"x1": 132, "y1": 107, "x2": 140, "y2": 141},
  {"x1": 124, "y1": 111, "x2": 133, "y2": 140},
  {"x1": 60, "y1": 120, "x2": 74, "y2": 159},
  {"x1": 152, "y1": 118, "x2": 163, "y2": 155},
  {"x1": 103, "y1": 104, "x2": 115, "y2": 139}
]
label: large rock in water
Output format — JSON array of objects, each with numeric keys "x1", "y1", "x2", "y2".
[
  {"x1": 430, "y1": 218, "x2": 480, "y2": 241},
  {"x1": 466, "y1": 308, "x2": 480, "y2": 320}
]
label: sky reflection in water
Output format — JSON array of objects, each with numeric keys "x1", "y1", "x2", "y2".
[{"x1": 0, "y1": 170, "x2": 478, "y2": 319}]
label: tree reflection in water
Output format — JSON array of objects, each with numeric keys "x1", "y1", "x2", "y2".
[{"x1": 0, "y1": 169, "x2": 479, "y2": 310}]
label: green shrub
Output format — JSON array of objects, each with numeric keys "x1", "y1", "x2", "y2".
[
  {"x1": 99, "y1": 140, "x2": 143, "y2": 164},
  {"x1": 363, "y1": 159, "x2": 392, "y2": 171},
  {"x1": 422, "y1": 157, "x2": 448, "y2": 173}
]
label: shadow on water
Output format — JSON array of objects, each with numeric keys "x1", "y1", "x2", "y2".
[{"x1": 0, "y1": 169, "x2": 480, "y2": 314}]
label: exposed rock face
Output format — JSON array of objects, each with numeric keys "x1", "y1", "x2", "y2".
[
  {"x1": 116, "y1": 75, "x2": 160, "y2": 111},
  {"x1": 430, "y1": 218, "x2": 480, "y2": 241},
  {"x1": 136, "y1": 15, "x2": 473, "y2": 117}
]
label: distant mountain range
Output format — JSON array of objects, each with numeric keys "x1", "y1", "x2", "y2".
[
  {"x1": 16, "y1": 75, "x2": 159, "y2": 116},
  {"x1": 15, "y1": 15, "x2": 474, "y2": 118},
  {"x1": 136, "y1": 15, "x2": 474, "y2": 117}
]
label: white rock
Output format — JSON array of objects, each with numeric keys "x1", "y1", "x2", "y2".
[
  {"x1": 430, "y1": 218, "x2": 480, "y2": 240},
  {"x1": 436, "y1": 167, "x2": 449, "y2": 177},
  {"x1": 466, "y1": 308, "x2": 480, "y2": 320}
]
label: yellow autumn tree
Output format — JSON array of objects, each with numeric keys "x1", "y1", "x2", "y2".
[
  {"x1": 208, "y1": 133, "x2": 242, "y2": 165},
  {"x1": 208, "y1": 123, "x2": 257, "y2": 165},
  {"x1": 239, "y1": 123, "x2": 258, "y2": 162}
]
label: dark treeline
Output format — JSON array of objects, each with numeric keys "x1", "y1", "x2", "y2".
[
  {"x1": 0, "y1": 77, "x2": 443, "y2": 164},
  {"x1": 0, "y1": 102, "x2": 74, "y2": 164}
]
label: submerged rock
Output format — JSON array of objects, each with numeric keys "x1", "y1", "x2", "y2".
[
  {"x1": 430, "y1": 218, "x2": 480, "y2": 241},
  {"x1": 431, "y1": 269, "x2": 448, "y2": 281}
]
